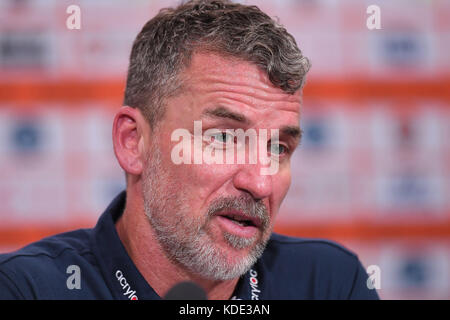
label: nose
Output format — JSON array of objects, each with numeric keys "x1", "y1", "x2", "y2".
[{"x1": 232, "y1": 163, "x2": 273, "y2": 201}]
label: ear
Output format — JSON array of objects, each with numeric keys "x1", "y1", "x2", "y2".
[{"x1": 112, "y1": 106, "x2": 149, "y2": 176}]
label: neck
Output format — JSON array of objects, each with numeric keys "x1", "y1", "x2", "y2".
[{"x1": 115, "y1": 189, "x2": 239, "y2": 300}]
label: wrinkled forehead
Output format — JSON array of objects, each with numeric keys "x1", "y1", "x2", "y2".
[{"x1": 179, "y1": 51, "x2": 302, "y2": 112}]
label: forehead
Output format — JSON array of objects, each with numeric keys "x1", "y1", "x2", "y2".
[{"x1": 179, "y1": 51, "x2": 302, "y2": 115}]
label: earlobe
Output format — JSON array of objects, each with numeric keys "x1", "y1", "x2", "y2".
[{"x1": 112, "y1": 106, "x2": 145, "y2": 176}]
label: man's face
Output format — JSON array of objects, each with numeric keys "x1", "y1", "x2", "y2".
[{"x1": 142, "y1": 52, "x2": 302, "y2": 280}]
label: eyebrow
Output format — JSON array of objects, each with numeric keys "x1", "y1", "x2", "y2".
[
  {"x1": 280, "y1": 125, "x2": 303, "y2": 146},
  {"x1": 201, "y1": 106, "x2": 249, "y2": 124},
  {"x1": 202, "y1": 105, "x2": 302, "y2": 144}
]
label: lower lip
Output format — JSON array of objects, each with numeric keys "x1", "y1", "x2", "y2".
[{"x1": 215, "y1": 216, "x2": 259, "y2": 239}]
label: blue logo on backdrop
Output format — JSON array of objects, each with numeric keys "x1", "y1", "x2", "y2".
[
  {"x1": 400, "y1": 256, "x2": 428, "y2": 289},
  {"x1": 302, "y1": 118, "x2": 328, "y2": 150},
  {"x1": 11, "y1": 120, "x2": 42, "y2": 153},
  {"x1": 381, "y1": 32, "x2": 424, "y2": 67}
]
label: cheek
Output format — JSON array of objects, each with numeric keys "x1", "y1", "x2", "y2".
[
  {"x1": 160, "y1": 139, "x2": 235, "y2": 201},
  {"x1": 272, "y1": 170, "x2": 292, "y2": 212},
  {"x1": 187, "y1": 164, "x2": 237, "y2": 199}
]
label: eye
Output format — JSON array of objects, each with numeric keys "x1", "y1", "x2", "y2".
[
  {"x1": 210, "y1": 131, "x2": 234, "y2": 144},
  {"x1": 269, "y1": 143, "x2": 289, "y2": 156}
]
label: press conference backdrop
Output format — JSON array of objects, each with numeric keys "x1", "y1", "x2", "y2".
[{"x1": 0, "y1": 0, "x2": 449, "y2": 299}]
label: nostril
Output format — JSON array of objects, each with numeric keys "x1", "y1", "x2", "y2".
[{"x1": 232, "y1": 170, "x2": 273, "y2": 201}]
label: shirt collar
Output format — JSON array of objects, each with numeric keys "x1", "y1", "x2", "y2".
[
  {"x1": 90, "y1": 191, "x2": 159, "y2": 300},
  {"x1": 90, "y1": 191, "x2": 261, "y2": 300}
]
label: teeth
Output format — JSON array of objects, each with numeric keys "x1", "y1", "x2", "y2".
[
  {"x1": 231, "y1": 219, "x2": 246, "y2": 227},
  {"x1": 220, "y1": 215, "x2": 254, "y2": 227},
  {"x1": 228, "y1": 217, "x2": 250, "y2": 227}
]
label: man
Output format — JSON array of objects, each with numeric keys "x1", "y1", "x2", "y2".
[{"x1": 0, "y1": 0, "x2": 379, "y2": 300}]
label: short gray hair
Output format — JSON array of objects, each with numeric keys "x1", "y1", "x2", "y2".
[{"x1": 124, "y1": 0, "x2": 311, "y2": 126}]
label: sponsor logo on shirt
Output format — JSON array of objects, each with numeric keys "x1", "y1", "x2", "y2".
[
  {"x1": 115, "y1": 270, "x2": 138, "y2": 300},
  {"x1": 249, "y1": 269, "x2": 261, "y2": 300},
  {"x1": 231, "y1": 268, "x2": 261, "y2": 300}
]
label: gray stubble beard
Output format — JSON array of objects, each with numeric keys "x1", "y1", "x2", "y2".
[{"x1": 142, "y1": 145, "x2": 271, "y2": 281}]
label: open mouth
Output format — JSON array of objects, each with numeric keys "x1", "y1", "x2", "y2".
[
  {"x1": 219, "y1": 214, "x2": 256, "y2": 227},
  {"x1": 215, "y1": 210, "x2": 262, "y2": 235}
]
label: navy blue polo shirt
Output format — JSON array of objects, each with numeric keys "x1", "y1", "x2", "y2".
[{"x1": 0, "y1": 192, "x2": 379, "y2": 300}]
